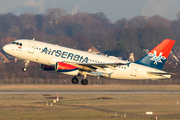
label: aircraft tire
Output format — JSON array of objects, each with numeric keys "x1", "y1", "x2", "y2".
[
  {"x1": 81, "y1": 79, "x2": 88, "y2": 85},
  {"x1": 71, "y1": 77, "x2": 78, "y2": 84},
  {"x1": 22, "y1": 67, "x2": 27, "y2": 72}
]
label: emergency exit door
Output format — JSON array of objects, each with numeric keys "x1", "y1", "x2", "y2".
[
  {"x1": 131, "y1": 65, "x2": 137, "y2": 77},
  {"x1": 28, "y1": 42, "x2": 35, "y2": 53}
]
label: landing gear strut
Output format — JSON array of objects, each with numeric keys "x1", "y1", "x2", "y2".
[{"x1": 22, "y1": 60, "x2": 29, "y2": 72}]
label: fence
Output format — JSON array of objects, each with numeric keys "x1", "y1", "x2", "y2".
[{"x1": 0, "y1": 78, "x2": 180, "y2": 85}]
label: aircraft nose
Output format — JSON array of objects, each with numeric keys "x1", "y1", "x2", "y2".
[{"x1": 3, "y1": 45, "x2": 10, "y2": 53}]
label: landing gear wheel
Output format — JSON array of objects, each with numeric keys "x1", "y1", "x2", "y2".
[
  {"x1": 71, "y1": 77, "x2": 79, "y2": 84},
  {"x1": 22, "y1": 60, "x2": 29, "y2": 72},
  {"x1": 22, "y1": 67, "x2": 27, "y2": 72},
  {"x1": 81, "y1": 79, "x2": 88, "y2": 85}
]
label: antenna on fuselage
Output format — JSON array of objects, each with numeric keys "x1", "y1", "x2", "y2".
[{"x1": 32, "y1": 38, "x2": 35, "y2": 41}]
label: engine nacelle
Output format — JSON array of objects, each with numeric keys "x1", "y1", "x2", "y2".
[
  {"x1": 41, "y1": 64, "x2": 55, "y2": 71},
  {"x1": 55, "y1": 62, "x2": 79, "y2": 76}
]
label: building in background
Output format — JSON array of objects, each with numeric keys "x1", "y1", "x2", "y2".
[{"x1": 87, "y1": 46, "x2": 102, "y2": 54}]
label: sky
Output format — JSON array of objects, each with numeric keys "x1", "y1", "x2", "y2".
[{"x1": 0, "y1": 0, "x2": 180, "y2": 23}]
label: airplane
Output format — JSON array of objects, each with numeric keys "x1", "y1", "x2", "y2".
[{"x1": 3, "y1": 38, "x2": 175, "y2": 85}]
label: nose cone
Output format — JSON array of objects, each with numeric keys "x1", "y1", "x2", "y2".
[{"x1": 3, "y1": 45, "x2": 10, "y2": 54}]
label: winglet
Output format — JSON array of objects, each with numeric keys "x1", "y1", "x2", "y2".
[{"x1": 135, "y1": 39, "x2": 175, "y2": 70}]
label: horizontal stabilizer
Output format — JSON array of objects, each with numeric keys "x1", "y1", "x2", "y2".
[{"x1": 147, "y1": 71, "x2": 175, "y2": 76}]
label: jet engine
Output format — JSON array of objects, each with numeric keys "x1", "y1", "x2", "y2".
[
  {"x1": 41, "y1": 62, "x2": 79, "y2": 76},
  {"x1": 41, "y1": 64, "x2": 55, "y2": 71},
  {"x1": 55, "y1": 62, "x2": 79, "y2": 76}
]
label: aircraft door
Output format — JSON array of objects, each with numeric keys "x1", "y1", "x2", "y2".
[
  {"x1": 131, "y1": 65, "x2": 137, "y2": 77},
  {"x1": 28, "y1": 41, "x2": 35, "y2": 53}
]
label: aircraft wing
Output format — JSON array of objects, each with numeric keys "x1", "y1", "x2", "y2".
[{"x1": 64, "y1": 62, "x2": 127, "y2": 72}]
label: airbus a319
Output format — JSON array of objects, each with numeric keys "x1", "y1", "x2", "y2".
[{"x1": 3, "y1": 38, "x2": 175, "y2": 85}]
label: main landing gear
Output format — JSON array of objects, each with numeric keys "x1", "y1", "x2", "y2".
[
  {"x1": 71, "y1": 73, "x2": 88, "y2": 85},
  {"x1": 22, "y1": 60, "x2": 29, "y2": 72},
  {"x1": 71, "y1": 77, "x2": 79, "y2": 84},
  {"x1": 81, "y1": 79, "x2": 88, "y2": 85}
]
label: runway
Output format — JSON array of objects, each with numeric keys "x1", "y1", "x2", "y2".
[{"x1": 0, "y1": 90, "x2": 180, "y2": 94}]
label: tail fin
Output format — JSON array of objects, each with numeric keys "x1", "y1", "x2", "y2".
[{"x1": 135, "y1": 39, "x2": 175, "y2": 70}]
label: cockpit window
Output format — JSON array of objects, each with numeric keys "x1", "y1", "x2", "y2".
[
  {"x1": 15, "y1": 42, "x2": 19, "y2": 45},
  {"x1": 12, "y1": 42, "x2": 22, "y2": 46}
]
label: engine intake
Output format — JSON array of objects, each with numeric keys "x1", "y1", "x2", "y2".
[
  {"x1": 42, "y1": 62, "x2": 79, "y2": 76},
  {"x1": 41, "y1": 64, "x2": 55, "y2": 71}
]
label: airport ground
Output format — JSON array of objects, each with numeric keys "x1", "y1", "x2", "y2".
[
  {"x1": 0, "y1": 84, "x2": 180, "y2": 91},
  {"x1": 0, "y1": 85, "x2": 180, "y2": 119}
]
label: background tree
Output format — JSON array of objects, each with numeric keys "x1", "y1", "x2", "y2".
[{"x1": 0, "y1": 9, "x2": 179, "y2": 81}]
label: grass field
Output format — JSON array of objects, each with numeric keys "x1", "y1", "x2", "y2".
[
  {"x1": 0, "y1": 94, "x2": 180, "y2": 119},
  {"x1": 0, "y1": 85, "x2": 180, "y2": 119}
]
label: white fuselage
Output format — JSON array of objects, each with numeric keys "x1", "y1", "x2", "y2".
[{"x1": 3, "y1": 39, "x2": 171, "y2": 80}]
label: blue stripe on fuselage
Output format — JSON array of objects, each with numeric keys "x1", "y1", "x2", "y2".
[{"x1": 57, "y1": 68, "x2": 78, "y2": 72}]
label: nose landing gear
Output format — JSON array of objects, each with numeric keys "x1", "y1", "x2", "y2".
[
  {"x1": 22, "y1": 67, "x2": 27, "y2": 72},
  {"x1": 22, "y1": 60, "x2": 29, "y2": 72}
]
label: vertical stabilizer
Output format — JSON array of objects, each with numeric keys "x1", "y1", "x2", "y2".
[{"x1": 135, "y1": 39, "x2": 175, "y2": 70}]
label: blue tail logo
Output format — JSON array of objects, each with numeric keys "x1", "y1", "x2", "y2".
[
  {"x1": 148, "y1": 51, "x2": 166, "y2": 65},
  {"x1": 134, "y1": 39, "x2": 175, "y2": 70}
]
